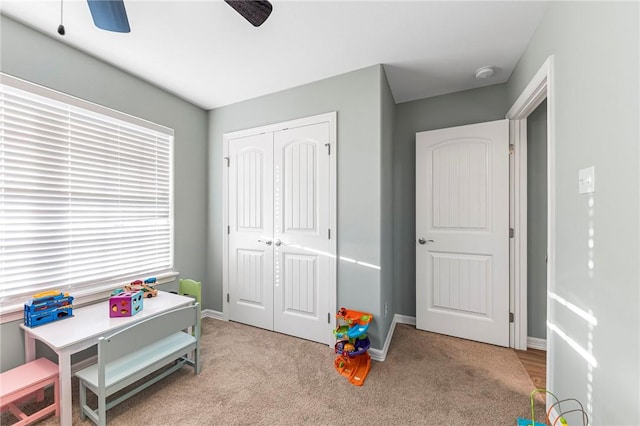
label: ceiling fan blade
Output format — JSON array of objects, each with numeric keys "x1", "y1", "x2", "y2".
[
  {"x1": 87, "y1": 0, "x2": 131, "y2": 33},
  {"x1": 225, "y1": 0, "x2": 273, "y2": 27}
]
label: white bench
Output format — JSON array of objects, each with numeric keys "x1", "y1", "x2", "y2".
[{"x1": 74, "y1": 304, "x2": 200, "y2": 426}]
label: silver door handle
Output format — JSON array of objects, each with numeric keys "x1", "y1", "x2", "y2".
[
  {"x1": 274, "y1": 239, "x2": 282, "y2": 247},
  {"x1": 258, "y1": 239, "x2": 272, "y2": 246},
  {"x1": 418, "y1": 238, "x2": 434, "y2": 245}
]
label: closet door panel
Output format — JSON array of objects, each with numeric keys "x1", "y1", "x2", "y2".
[
  {"x1": 273, "y1": 122, "x2": 331, "y2": 344},
  {"x1": 228, "y1": 132, "x2": 274, "y2": 330}
]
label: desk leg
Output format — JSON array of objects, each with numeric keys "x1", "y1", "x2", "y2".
[
  {"x1": 58, "y1": 351, "x2": 73, "y2": 426},
  {"x1": 24, "y1": 334, "x2": 36, "y2": 362}
]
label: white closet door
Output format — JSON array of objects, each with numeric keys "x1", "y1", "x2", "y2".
[
  {"x1": 228, "y1": 132, "x2": 274, "y2": 330},
  {"x1": 272, "y1": 123, "x2": 331, "y2": 344},
  {"x1": 416, "y1": 119, "x2": 509, "y2": 347}
]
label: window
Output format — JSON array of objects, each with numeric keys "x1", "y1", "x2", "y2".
[{"x1": 0, "y1": 74, "x2": 174, "y2": 317}]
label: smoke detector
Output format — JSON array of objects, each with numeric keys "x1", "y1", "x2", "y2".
[{"x1": 474, "y1": 66, "x2": 495, "y2": 79}]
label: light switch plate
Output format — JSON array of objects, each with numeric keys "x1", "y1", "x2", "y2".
[{"x1": 578, "y1": 166, "x2": 595, "y2": 194}]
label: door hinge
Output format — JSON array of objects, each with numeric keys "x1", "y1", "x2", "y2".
[
  {"x1": 227, "y1": 225, "x2": 230, "y2": 234},
  {"x1": 324, "y1": 143, "x2": 331, "y2": 155},
  {"x1": 509, "y1": 312, "x2": 514, "y2": 323},
  {"x1": 328, "y1": 229, "x2": 331, "y2": 239},
  {"x1": 509, "y1": 144, "x2": 515, "y2": 155},
  {"x1": 227, "y1": 293, "x2": 230, "y2": 303},
  {"x1": 509, "y1": 228, "x2": 514, "y2": 238},
  {"x1": 327, "y1": 312, "x2": 331, "y2": 324},
  {"x1": 224, "y1": 156, "x2": 230, "y2": 167}
]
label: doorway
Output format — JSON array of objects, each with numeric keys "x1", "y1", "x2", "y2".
[
  {"x1": 222, "y1": 112, "x2": 337, "y2": 345},
  {"x1": 526, "y1": 100, "x2": 548, "y2": 351},
  {"x1": 507, "y1": 55, "x2": 555, "y2": 395}
]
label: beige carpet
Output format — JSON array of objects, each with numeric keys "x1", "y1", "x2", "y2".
[{"x1": 4, "y1": 319, "x2": 545, "y2": 425}]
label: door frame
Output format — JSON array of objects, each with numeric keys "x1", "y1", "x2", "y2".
[
  {"x1": 506, "y1": 56, "x2": 554, "y2": 389},
  {"x1": 222, "y1": 111, "x2": 338, "y2": 338}
]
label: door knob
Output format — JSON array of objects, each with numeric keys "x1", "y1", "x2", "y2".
[
  {"x1": 418, "y1": 238, "x2": 434, "y2": 245},
  {"x1": 258, "y1": 239, "x2": 272, "y2": 246},
  {"x1": 274, "y1": 239, "x2": 282, "y2": 247}
]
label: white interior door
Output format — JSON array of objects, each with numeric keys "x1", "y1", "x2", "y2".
[
  {"x1": 415, "y1": 119, "x2": 509, "y2": 347},
  {"x1": 228, "y1": 132, "x2": 274, "y2": 330},
  {"x1": 273, "y1": 123, "x2": 331, "y2": 344},
  {"x1": 225, "y1": 114, "x2": 335, "y2": 345}
]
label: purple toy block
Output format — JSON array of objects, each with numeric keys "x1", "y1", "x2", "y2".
[{"x1": 109, "y1": 290, "x2": 143, "y2": 317}]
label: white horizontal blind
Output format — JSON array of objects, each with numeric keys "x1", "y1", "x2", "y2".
[{"x1": 0, "y1": 77, "x2": 173, "y2": 309}]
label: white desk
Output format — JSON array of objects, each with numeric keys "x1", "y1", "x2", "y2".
[{"x1": 20, "y1": 291, "x2": 194, "y2": 426}]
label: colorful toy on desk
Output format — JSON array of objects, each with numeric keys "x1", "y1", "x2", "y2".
[
  {"x1": 24, "y1": 290, "x2": 74, "y2": 327},
  {"x1": 109, "y1": 290, "x2": 143, "y2": 317},
  {"x1": 125, "y1": 278, "x2": 158, "y2": 298}
]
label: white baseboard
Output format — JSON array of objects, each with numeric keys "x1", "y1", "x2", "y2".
[
  {"x1": 368, "y1": 348, "x2": 384, "y2": 361},
  {"x1": 395, "y1": 315, "x2": 416, "y2": 326},
  {"x1": 201, "y1": 309, "x2": 225, "y2": 321},
  {"x1": 199, "y1": 309, "x2": 416, "y2": 362},
  {"x1": 71, "y1": 355, "x2": 98, "y2": 374},
  {"x1": 527, "y1": 336, "x2": 547, "y2": 351},
  {"x1": 369, "y1": 314, "x2": 416, "y2": 362}
]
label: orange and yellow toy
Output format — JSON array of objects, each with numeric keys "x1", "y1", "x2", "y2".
[{"x1": 333, "y1": 307, "x2": 373, "y2": 386}]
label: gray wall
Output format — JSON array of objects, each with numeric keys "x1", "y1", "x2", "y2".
[
  {"x1": 0, "y1": 16, "x2": 208, "y2": 372},
  {"x1": 393, "y1": 84, "x2": 509, "y2": 316},
  {"x1": 507, "y1": 2, "x2": 639, "y2": 424},
  {"x1": 379, "y1": 66, "x2": 395, "y2": 339},
  {"x1": 527, "y1": 100, "x2": 547, "y2": 340},
  {"x1": 208, "y1": 65, "x2": 387, "y2": 347}
]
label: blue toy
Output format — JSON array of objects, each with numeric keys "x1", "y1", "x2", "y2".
[
  {"x1": 517, "y1": 419, "x2": 546, "y2": 426},
  {"x1": 24, "y1": 290, "x2": 74, "y2": 327}
]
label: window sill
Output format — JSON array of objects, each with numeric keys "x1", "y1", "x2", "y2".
[{"x1": 0, "y1": 271, "x2": 180, "y2": 325}]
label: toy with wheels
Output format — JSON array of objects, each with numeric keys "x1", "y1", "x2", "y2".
[
  {"x1": 125, "y1": 278, "x2": 158, "y2": 298},
  {"x1": 24, "y1": 291, "x2": 74, "y2": 327}
]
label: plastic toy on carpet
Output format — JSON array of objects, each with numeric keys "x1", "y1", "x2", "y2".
[
  {"x1": 517, "y1": 388, "x2": 588, "y2": 426},
  {"x1": 334, "y1": 350, "x2": 371, "y2": 386},
  {"x1": 333, "y1": 308, "x2": 373, "y2": 386}
]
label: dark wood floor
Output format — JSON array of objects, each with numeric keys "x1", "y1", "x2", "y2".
[{"x1": 515, "y1": 348, "x2": 546, "y2": 390}]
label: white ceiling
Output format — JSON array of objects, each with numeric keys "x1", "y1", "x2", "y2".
[{"x1": 1, "y1": 1, "x2": 549, "y2": 110}]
